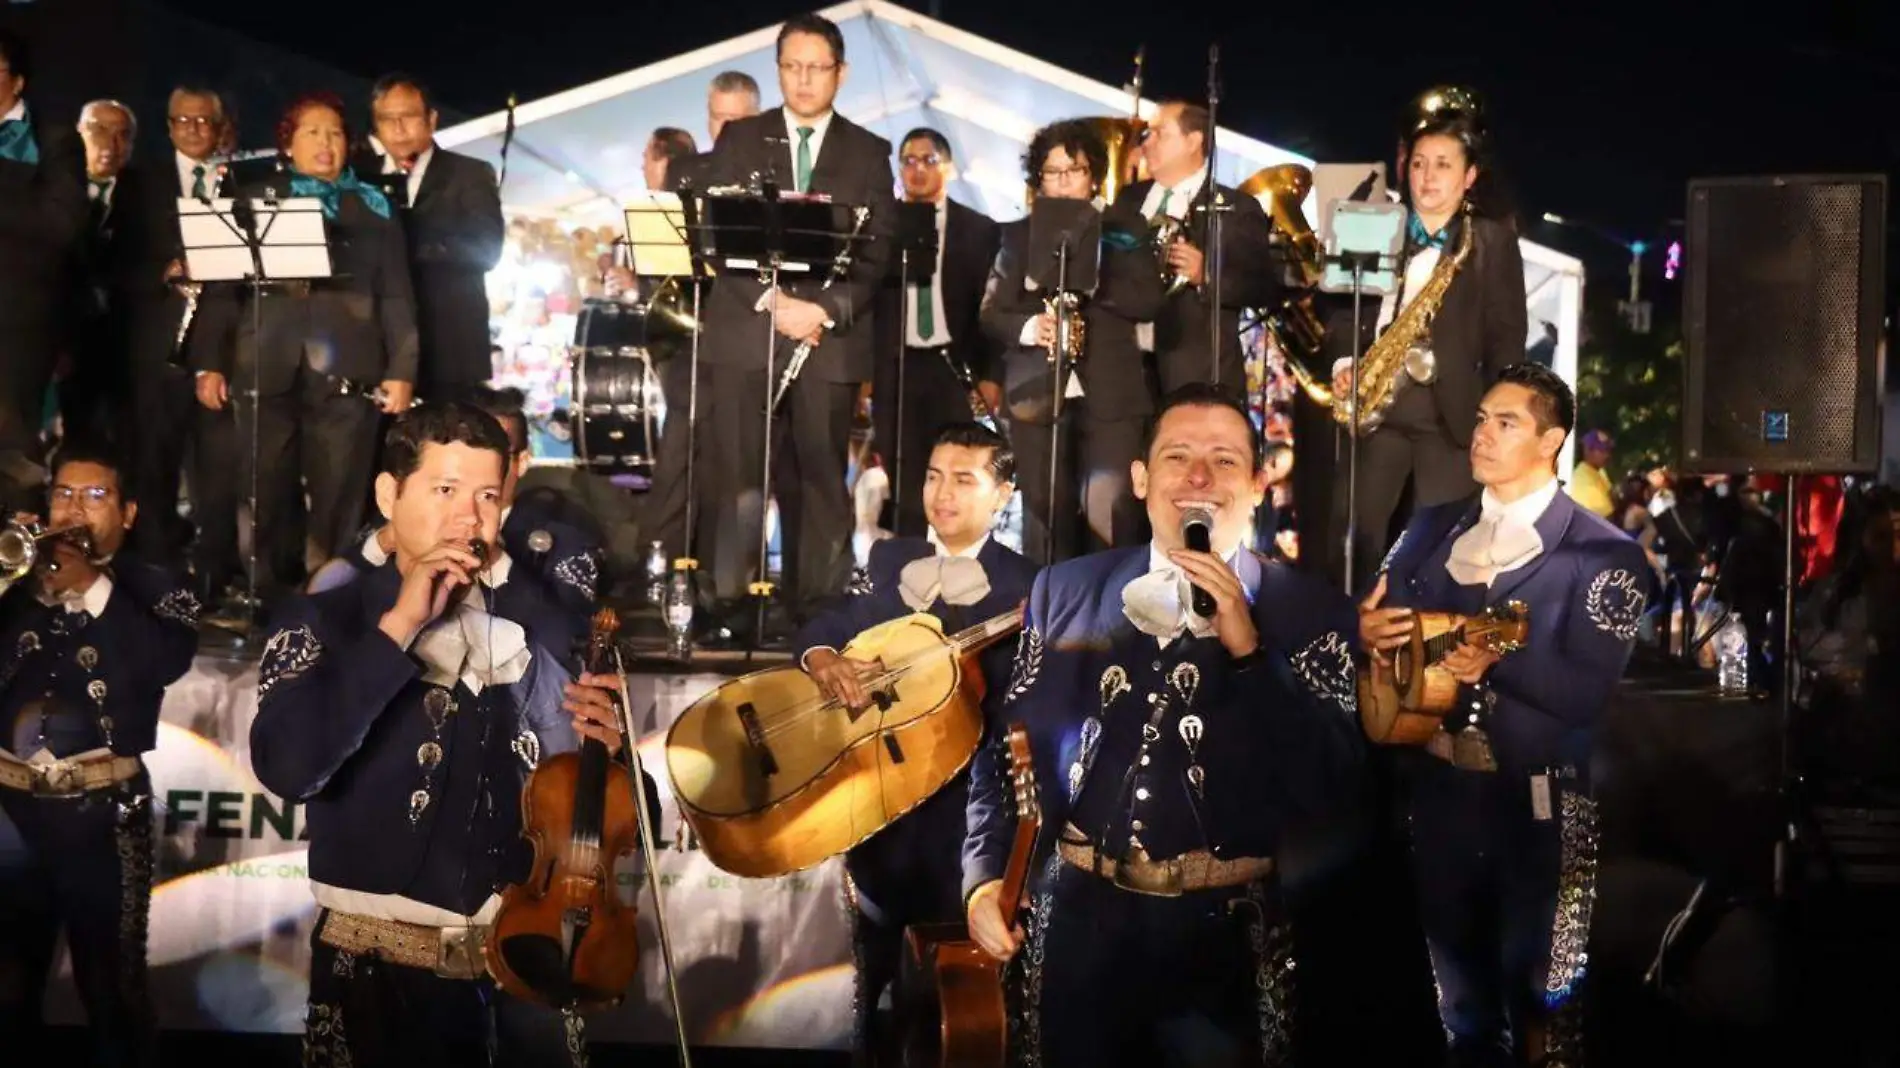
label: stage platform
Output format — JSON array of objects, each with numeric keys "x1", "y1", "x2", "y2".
[{"x1": 43, "y1": 635, "x2": 1890, "y2": 1064}]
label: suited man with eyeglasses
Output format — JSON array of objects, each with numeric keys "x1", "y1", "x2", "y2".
[
  {"x1": 792, "y1": 420, "x2": 1037, "y2": 1067},
  {"x1": 697, "y1": 10, "x2": 897, "y2": 626}
]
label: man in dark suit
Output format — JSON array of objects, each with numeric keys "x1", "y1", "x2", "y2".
[
  {"x1": 962, "y1": 385, "x2": 1361, "y2": 1065},
  {"x1": 1124, "y1": 99, "x2": 1280, "y2": 395},
  {"x1": 980, "y1": 119, "x2": 1163, "y2": 564},
  {"x1": 119, "y1": 85, "x2": 231, "y2": 566},
  {"x1": 872, "y1": 127, "x2": 1000, "y2": 540},
  {"x1": 667, "y1": 70, "x2": 761, "y2": 197},
  {"x1": 0, "y1": 30, "x2": 88, "y2": 510},
  {"x1": 1359, "y1": 364, "x2": 1646, "y2": 1067},
  {"x1": 63, "y1": 98, "x2": 139, "y2": 444},
  {"x1": 361, "y1": 73, "x2": 505, "y2": 400},
  {"x1": 793, "y1": 421, "x2": 1036, "y2": 1066},
  {"x1": 697, "y1": 11, "x2": 896, "y2": 620}
]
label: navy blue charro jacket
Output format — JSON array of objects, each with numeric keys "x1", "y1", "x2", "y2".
[
  {"x1": 0, "y1": 558, "x2": 200, "y2": 759},
  {"x1": 961, "y1": 545, "x2": 1362, "y2": 900},
  {"x1": 250, "y1": 561, "x2": 585, "y2": 915},
  {"x1": 1376, "y1": 489, "x2": 1649, "y2": 780}
]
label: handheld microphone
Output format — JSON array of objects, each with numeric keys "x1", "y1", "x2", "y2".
[{"x1": 1181, "y1": 507, "x2": 1217, "y2": 617}]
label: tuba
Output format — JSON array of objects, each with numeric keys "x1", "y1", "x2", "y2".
[
  {"x1": 1241, "y1": 164, "x2": 1330, "y2": 384},
  {"x1": 1283, "y1": 207, "x2": 1475, "y2": 436}
]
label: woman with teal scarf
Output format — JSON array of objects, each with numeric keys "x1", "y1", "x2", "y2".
[{"x1": 186, "y1": 91, "x2": 418, "y2": 600}]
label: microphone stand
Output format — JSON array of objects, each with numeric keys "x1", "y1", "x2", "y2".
[
  {"x1": 675, "y1": 183, "x2": 707, "y2": 652},
  {"x1": 1204, "y1": 44, "x2": 1225, "y2": 387},
  {"x1": 229, "y1": 189, "x2": 281, "y2": 642},
  {"x1": 1044, "y1": 236, "x2": 1071, "y2": 567},
  {"x1": 750, "y1": 174, "x2": 785, "y2": 659},
  {"x1": 894, "y1": 246, "x2": 910, "y2": 536}
]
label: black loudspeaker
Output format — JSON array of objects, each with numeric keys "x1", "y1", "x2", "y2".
[{"x1": 1683, "y1": 175, "x2": 1888, "y2": 473}]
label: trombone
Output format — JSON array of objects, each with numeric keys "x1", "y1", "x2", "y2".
[{"x1": 0, "y1": 522, "x2": 98, "y2": 593}]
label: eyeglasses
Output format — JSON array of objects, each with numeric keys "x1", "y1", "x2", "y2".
[
  {"x1": 900, "y1": 153, "x2": 943, "y2": 170},
  {"x1": 1039, "y1": 164, "x2": 1090, "y2": 181},
  {"x1": 778, "y1": 61, "x2": 839, "y2": 81},
  {"x1": 168, "y1": 116, "x2": 217, "y2": 130},
  {"x1": 51, "y1": 485, "x2": 114, "y2": 507}
]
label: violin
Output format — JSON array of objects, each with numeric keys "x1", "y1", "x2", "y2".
[{"x1": 485, "y1": 607, "x2": 643, "y2": 1009}]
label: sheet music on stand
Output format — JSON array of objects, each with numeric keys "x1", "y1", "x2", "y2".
[
  {"x1": 177, "y1": 197, "x2": 334, "y2": 281},
  {"x1": 691, "y1": 193, "x2": 862, "y2": 275},
  {"x1": 623, "y1": 192, "x2": 698, "y2": 279},
  {"x1": 1318, "y1": 199, "x2": 1406, "y2": 295}
]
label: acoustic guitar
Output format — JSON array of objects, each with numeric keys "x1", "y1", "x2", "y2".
[
  {"x1": 901, "y1": 724, "x2": 1040, "y2": 1068},
  {"x1": 1360, "y1": 601, "x2": 1529, "y2": 745},
  {"x1": 665, "y1": 606, "x2": 1022, "y2": 877}
]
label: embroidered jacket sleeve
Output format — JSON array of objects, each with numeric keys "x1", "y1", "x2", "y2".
[
  {"x1": 249, "y1": 593, "x2": 421, "y2": 800},
  {"x1": 1485, "y1": 539, "x2": 1648, "y2": 730},
  {"x1": 1215, "y1": 606, "x2": 1364, "y2": 821},
  {"x1": 522, "y1": 525, "x2": 603, "y2": 622},
  {"x1": 95, "y1": 563, "x2": 201, "y2": 693},
  {"x1": 961, "y1": 568, "x2": 1049, "y2": 901},
  {"x1": 792, "y1": 540, "x2": 906, "y2": 661}
]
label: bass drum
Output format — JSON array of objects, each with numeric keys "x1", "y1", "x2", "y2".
[
  {"x1": 573, "y1": 277, "x2": 696, "y2": 364},
  {"x1": 569, "y1": 346, "x2": 659, "y2": 474}
]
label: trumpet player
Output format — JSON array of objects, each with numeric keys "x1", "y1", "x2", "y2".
[
  {"x1": 978, "y1": 119, "x2": 1163, "y2": 563},
  {"x1": 1125, "y1": 99, "x2": 1280, "y2": 394},
  {"x1": 0, "y1": 443, "x2": 201, "y2": 1066}
]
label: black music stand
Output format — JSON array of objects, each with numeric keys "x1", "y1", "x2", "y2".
[
  {"x1": 889, "y1": 200, "x2": 940, "y2": 534},
  {"x1": 178, "y1": 190, "x2": 333, "y2": 642},
  {"x1": 1317, "y1": 198, "x2": 1405, "y2": 592},
  {"x1": 1026, "y1": 198, "x2": 1101, "y2": 565},
  {"x1": 690, "y1": 190, "x2": 870, "y2": 655}
]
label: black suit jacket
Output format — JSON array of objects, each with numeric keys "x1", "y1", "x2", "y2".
[
  {"x1": 979, "y1": 201, "x2": 1164, "y2": 424},
  {"x1": 874, "y1": 198, "x2": 999, "y2": 383},
  {"x1": 699, "y1": 111, "x2": 897, "y2": 384},
  {"x1": 1325, "y1": 214, "x2": 1526, "y2": 446},
  {"x1": 382, "y1": 145, "x2": 505, "y2": 390},
  {"x1": 1115, "y1": 179, "x2": 1280, "y2": 394},
  {"x1": 188, "y1": 174, "x2": 420, "y2": 396},
  {"x1": 0, "y1": 115, "x2": 87, "y2": 351}
]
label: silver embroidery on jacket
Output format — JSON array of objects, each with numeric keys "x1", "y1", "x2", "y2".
[
  {"x1": 154, "y1": 589, "x2": 203, "y2": 627},
  {"x1": 259, "y1": 625, "x2": 323, "y2": 700},
  {"x1": 303, "y1": 1002, "x2": 354, "y2": 1067},
  {"x1": 1379, "y1": 529, "x2": 1408, "y2": 574},
  {"x1": 554, "y1": 552, "x2": 600, "y2": 601},
  {"x1": 1290, "y1": 630, "x2": 1356, "y2": 716},
  {"x1": 1542, "y1": 790, "x2": 1600, "y2": 1066},
  {"x1": 1584, "y1": 568, "x2": 1645, "y2": 641},
  {"x1": 1004, "y1": 626, "x2": 1043, "y2": 705}
]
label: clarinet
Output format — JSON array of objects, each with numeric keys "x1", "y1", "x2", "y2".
[{"x1": 770, "y1": 205, "x2": 871, "y2": 412}]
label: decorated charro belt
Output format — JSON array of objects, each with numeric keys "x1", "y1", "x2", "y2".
[
  {"x1": 0, "y1": 753, "x2": 142, "y2": 796},
  {"x1": 1058, "y1": 824, "x2": 1274, "y2": 897},
  {"x1": 316, "y1": 909, "x2": 488, "y2": 980},
  {"x1": 1424, "y1": 727, "x2": 1498, "y2": 772}
]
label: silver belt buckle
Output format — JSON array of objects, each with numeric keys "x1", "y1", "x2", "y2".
[
  {"x1": 436, "y1": 926, "x2": 486, "y2": 980},
  {"x1": 36, "y1": 760, "x2": 81, "y2": 796}
]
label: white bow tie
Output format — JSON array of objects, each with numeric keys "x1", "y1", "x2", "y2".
[
  {"x1": 898, "y1": 555, "x2": 991, "y2": 612},
  {"x1": 412, "y1": 604, "x2": 532, "y2": 694},
  {"x1": 1121, "y1": 566, "x2": 1217, "y2": 644},
  {"x1": 1445, "y1": 512, "x2": 1544, "y2": 587}
]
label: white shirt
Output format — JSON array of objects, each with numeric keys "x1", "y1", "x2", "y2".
[
  {"x1": 174, "y1": 150, "x2": 219, "y2": 198},
  {"x1": 1445, "y1": 476, "x2": 1561, "y2": 587},
  {"x1": 1477, "y1": 476, "x2": 1562, "y2": 532},
  {"x1": 1135, "y1": 168, "x2": 1207, "y2": 354},
  {"x1": 87, "y1": 175, "x2": 116, "y2": 217},
  {"x1": 782, "y1": 107, "x2": 833, "y2": 192},
  {"x1": 369, "y1": 135, "x2": 433, "y2": 204},
  {"x1": 905, "y1": 198, "x2": 951, "y2": 348},
  {"x1": 1331, "y1": 224, "x2": 1445, "y2": 382},
  {"x1": 2, "y1": 101, "x2": 24, "y2": 124},
  {"x1": 38, "y1": 574, "x2": 113, "y2": 617}
]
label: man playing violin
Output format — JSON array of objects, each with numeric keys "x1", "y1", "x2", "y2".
[
  {"x1": 250, "y1": 402, "x2": 625, "y2": 1068},
  {"x1": 0, "y1": 442, "x2": 199, "y2": 1068},
  {"x1": 963, "y1": 384, "x2": 1361, "y2": 1066},
  {"x1": 793, "y1": 420, "x2": 1037, "y2": 1067},
  {"x1": 1358, "y1": 364, "x2": 1646, "y2": 1067}
]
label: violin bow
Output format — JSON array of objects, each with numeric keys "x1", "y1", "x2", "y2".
[{"x1": 610, "y1": 653, "x2": 695, "y2": 1067}]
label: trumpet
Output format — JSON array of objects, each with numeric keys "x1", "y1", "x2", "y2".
[
  {"x1": 1150, "y1": 213, "x2": 1193, "y2": 298},
  {"x1": 1042, "y1": 292, "x2": 1086, "y2": 362},
  {"x1": 0, "y1": 522, "x2": 97, "y2": 590}
]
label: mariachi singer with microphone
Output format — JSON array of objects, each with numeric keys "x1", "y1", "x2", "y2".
[{"x1": 960, "y1": 383, "x2": 1363, "y2": 1066}]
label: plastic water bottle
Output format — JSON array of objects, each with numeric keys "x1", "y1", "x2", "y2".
[
  {"x1": 664, "y1": 570, "x2": 694, "y2": 660},
  {"x1": 1715, "y1": 613, "x2": 1749, "y2": 695},
  {"x1": 644, "y1": 540, "x2": 667, "y2": 603}
]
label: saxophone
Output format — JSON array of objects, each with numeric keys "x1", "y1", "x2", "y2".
[{"x1": 1285, "y1": 211, "x2": 1474, "y2": 436}]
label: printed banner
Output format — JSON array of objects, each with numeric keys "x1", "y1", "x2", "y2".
[{"x1": 45, "y1": 656, "x2": 853, "y2": 1049}]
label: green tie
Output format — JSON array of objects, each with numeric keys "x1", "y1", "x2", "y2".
[
  {"x1": 191, "y1": 163, "x2": 207, "y2": 200},
  {"x1": 795, "y1": 126, "x2": 814, "y2": 192},
  {"x1": 915, "y1": 281, "x2": 934, "y2": 341},
  {"x1": 1157, "y1": 187, "x2": 1174, "y2": 216}
]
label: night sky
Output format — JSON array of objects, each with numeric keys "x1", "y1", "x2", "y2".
[{"x1": 166, "y1": 0, "x2": 1900, "y2": 288}]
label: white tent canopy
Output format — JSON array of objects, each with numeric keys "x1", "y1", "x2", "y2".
[
  {"x1": 445, "y1": 0, "x2": 1584, "y2": 467},
  {"x1": 436, "y1": 0, "x2": 1312, "y2": 223}
]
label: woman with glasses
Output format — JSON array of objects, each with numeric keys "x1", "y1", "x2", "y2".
[
  {"x1": 979, "y1": 118, "x2": 1164, "y2": 563},
  {"x1": 187, "y1": 91, "x2": 417, "y2": 603}
]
